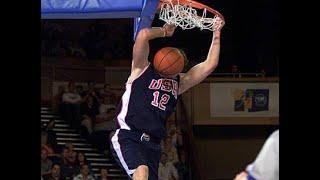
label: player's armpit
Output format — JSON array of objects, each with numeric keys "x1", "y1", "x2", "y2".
[{"x1": 178, "y1": 61, "x2": 217, "y2": 94}]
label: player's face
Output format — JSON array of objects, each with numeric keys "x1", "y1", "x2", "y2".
[{"x1": 159, "y1": 72, "x2": 179, "y2": 79}]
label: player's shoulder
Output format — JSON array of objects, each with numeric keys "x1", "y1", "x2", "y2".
[{"x1": 127, "y1": 62, "x2": 151, "y2": 84}]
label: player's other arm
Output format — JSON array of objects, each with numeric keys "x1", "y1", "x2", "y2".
[
  {"x1": 130, "y1": 24, "x2": 176, "y2": 81},
  {"x1": 178, "y1": 20, "x2": 224, "y2": 95}
]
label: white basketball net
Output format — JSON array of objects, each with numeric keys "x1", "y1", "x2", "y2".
[{"x1": 159, "y1": 0, "x2": 224, "y2": 31}]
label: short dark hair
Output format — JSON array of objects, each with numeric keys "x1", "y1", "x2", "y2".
[{"x1": 177, "y1": 48, "x2": 189, "y2": 69}]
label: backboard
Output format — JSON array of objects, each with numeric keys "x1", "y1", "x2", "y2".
[{"x1": 41, "y1": 0, "x2": 160, "y2": 40}]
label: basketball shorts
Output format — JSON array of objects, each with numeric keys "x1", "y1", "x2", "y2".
[{"x1": 110, "y1": 129, "x2": 162, "y2": 180}]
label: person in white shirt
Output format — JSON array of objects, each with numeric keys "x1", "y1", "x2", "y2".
[
  {"x1": 162, "y1": 137, "x2": 179, "y2": 164},
  {"x1": 158, "y1": 152, "x2": 179, "y2": 180},
  {"x1": 98, "y1": 96, "x2": 116, "y2": 116},
  {"x1": 73, "y1": 164, "x2": 96, "y2": 180},
  {"x1": 62, "y1": 82, "x2": 82, "y2": 105},
  {"x1": 234, "y1": 130, "x2": 279, "y2": 180}
]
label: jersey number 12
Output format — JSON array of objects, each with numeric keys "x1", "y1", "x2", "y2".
[{"x1": 151, "y1": 91, "x2": 170, "y2": 111}]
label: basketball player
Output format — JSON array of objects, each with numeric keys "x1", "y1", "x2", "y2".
[
  {"x1": 111, "y1": 20, "x2": 224, "y2": 180},
  {"x1": 234, "y1": 130, "x2": 279, "y2": 180}
]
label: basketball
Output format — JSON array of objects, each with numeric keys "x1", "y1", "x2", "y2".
[{"x1": 153, "y1": 47, "x2": 185, "y2": 76}]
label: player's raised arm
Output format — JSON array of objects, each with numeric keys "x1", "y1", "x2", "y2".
[
  {"x1": 130, "y1": 24, "x2": 176, "y2": 78},
  {"x1": 178, "y1": 19, "x2": 224, "y2": 94}
]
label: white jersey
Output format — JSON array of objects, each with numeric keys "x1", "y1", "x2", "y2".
[{"x1": 246, "y1": 130, "x2": 279, "y2": 180}]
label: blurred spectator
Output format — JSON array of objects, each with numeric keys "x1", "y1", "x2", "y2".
[
  {"x1": 98, "y1": 168, "x2": 109, "y2": 180},
  {"x1": 81, "y1": 81, "x2": 100, "y2": 104},
  {"x1": 41, "y1": 149, "x2": 53, "y2": 176},
  {"x1": 98, "y1": 96, "x2": 116, "y2": 115},
  {"x1": 158, "y1": 152, "x2": 179, "y2": 180},
  {"x1": 44, "y1": 119, "x2": 58, "y2": 151},
  {"x1": 60, "y1": 147, "x2": 76, "y2": 179},
  {"x1": 61, "y1": 81, "x2": 82, "y2": 129},
  {"x1": 95, "y1": 93, "x2": 117, "y2": 131},
  {"x1": 76, "y1": 152, "x2": 88, "y2": 167},
  {"x1": 73, "y1": 164, "x2": 96, "y2": 180},
  {"x1": 66, "y1": 143, "x2": 78, "y2": 166},
  {"x1": 80, "y1": 95, "x2": 99, "y2": 137},
  {"x1": 168, "y1": 126, "x2": 183, "y2": 149},
  {"x1": 231, "y1": 65, "x2": 241, "y2": 78},
  {"x1": 261, "y1": 69, "x2": 266, "y2": 77},
  {"x1": 53, "y1": 85, "x2": 66, "y2": 115},
  {"x1": 162, "y1": 137, "x2": 179, "y2": 164},
  {"x1": 99, "y1": 84, "x2": 116, "y2": 105},
  {"x1": 50, "y1": 42, "x2": 67, "y2": 57},
  {"x1": 67, "y1": 41, "x2": 86, "y2": 58},
  {"x1": 89, "y1": 107, "x2": 116, "y2": 153},
  {"x1": 76, "y1": 85, "x2": 84, "y2": 96},
  {"x1": 175, "y1": 151, "x2": 188, "y2": 180},
  {"x1": 75, "y1": 153, "x2": 94, "y2": 175},
  {"x1": 41, "y1": 131, "x2": 56, "y2": 156},
  {"x1": 94, "y1": 107, "x2": 116, "y2": 132},
  {"x1": 43, "y1": 164, "x2": 66, "y2": 180}
]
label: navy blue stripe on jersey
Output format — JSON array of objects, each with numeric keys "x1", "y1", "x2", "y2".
[
  {"x1": 116, "y1": 63, "x2": 180, "y2": 139},
  {"x1": 116, "y1": 64, "x2": 151, "y2": 130}
]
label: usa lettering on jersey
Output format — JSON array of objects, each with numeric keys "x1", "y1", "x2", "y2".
[
  {"x1": 148, "y1": 79, "x2": 178, "y2": 99},
  {"x1": 148, "y1": 78, "x2": 178, "y2": 111}
]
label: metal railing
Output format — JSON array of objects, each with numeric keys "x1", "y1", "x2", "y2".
[{"x1": 210, "y1": 72, "x2": 265, "y2": 77}]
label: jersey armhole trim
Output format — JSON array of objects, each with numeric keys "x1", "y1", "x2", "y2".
[{"x1": 126, "y1": 63, "x2": 150, "y2": 84}]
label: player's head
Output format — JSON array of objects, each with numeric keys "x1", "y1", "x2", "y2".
[{"x1": 165, "y1": 49, "x2": 188, "y2": 78}]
